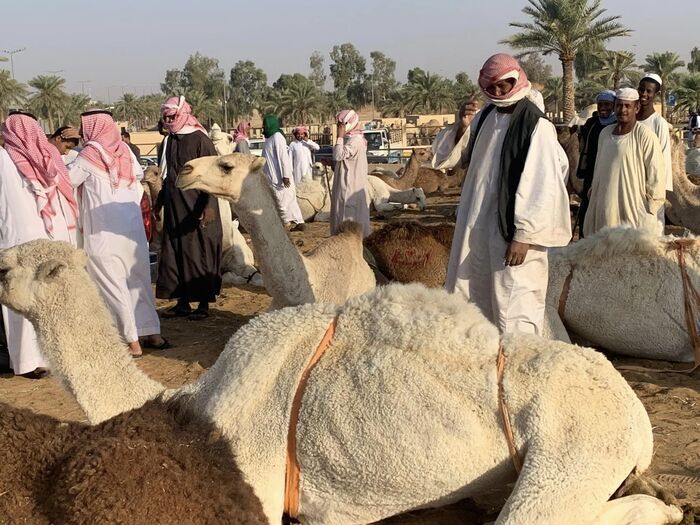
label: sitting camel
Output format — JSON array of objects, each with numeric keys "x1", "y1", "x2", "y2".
[
  {"x1": 665, "y1": 134, "x2": 700, "y2": 234},
  {"x1": 365, "y1": 222, "x2": 453, "y2": 286},
  {"x1": 0, "y1": 239, "x2": 682, "y2": 525},
  {"x1": 362, "y1": 223, "x2": 699, "y2": 364},
  {"x1": 545, "y1": 226, "x2": 699, "y2": 363},
  {"x1": 176, "y1": 153, "x2": 375, "y2": 309},
  {"x1": 370, "y1": 148, "x2": 461, "y2": 194},
  {"x1": 0, "y1": 399, "x2": 267, "y2": 524},
  {"x1": 366, "y1": 176, "x2": 426, "y2": 217}
]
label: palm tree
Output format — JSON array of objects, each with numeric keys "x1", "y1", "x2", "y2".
[
  {"x1": 593, "y1": 50, "x2": 640, "y2": 89},
  {"x1": 0, "y1": 70, "x2": 28, "y2": 120},
  {"x1": 673, "y1": 73, "x2": 700, "y2": 114},
  {"x1": 380, "y1": 89, "x2": 414, "y2": 118},
  {"x1": 28, "y1": 75, "x2": 70, "y2": 131},
  {"x1": 114, "y1": 93, "x2": 144, "y2": 125},
  {"x1": 542, "y1": 76, "x2": 563, "y2": 115},
  {"x1": 61, "y1": 94, "x2": 91, "y2": 126},
  {"x1": 277, "y1": 83, "x2": 325, "y2": 124},
  {"x1": 502, "y1": 0, "x2": 631, "y2": 120},
  {"x1": 643, "y1": 52, "x2": 685, "y2": 117},
  {"x1": 405, "y1": 70, "x2": 455, "y2": 114}
]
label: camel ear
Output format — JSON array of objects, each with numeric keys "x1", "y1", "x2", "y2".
[
  {"x1": 251, "y1": 157, "x2": 266, "y2": 172},
  {"x1": 36, "y1": 259, "x2": 68, "y2": 281}
]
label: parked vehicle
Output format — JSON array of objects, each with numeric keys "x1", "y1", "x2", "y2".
[{"x1": 248, "y1": 138, "x2": 266, "y2": 157}]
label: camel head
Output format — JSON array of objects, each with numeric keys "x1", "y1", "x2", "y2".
[
  {"x1": 176, "y1": 153, "x2": 266, "y2": 202},
  {"x1": 0, "y1": 240, "x2": 88, "y2": 318},
  {"x1": 413, "y1": 148, "x2": 432, "y2": 163},
  {"x1": 413, "y1": 187, "x2": 427, "y2": 210}
]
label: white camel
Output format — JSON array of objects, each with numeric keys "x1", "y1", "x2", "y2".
[
  {"x1": 544, "y1": 226, "x2": 699, "y2": 362},
  {"x1": 665, "y1": 134, "x2": 700, "y2": 234},
  {"x1": 176, "y1": 153, "x2": 375, "y2": 309},
  {"x1": 366, "y1": 175, "x2": 427, "y2": 216},
  {"x1": 221, "y1": 218, "x2": 264, "y2": 287},
  {"x1": 0, "y1": 239, "x2": 683, "y2": 525}
]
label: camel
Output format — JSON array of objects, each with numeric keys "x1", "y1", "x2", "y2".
[
  {"x1": 363, "y1": 223, "x2": 699, "y2": 364},
  {"x1": 556, "y1": 126, "x2": 583, "y2": 195},
  {"x1": 296, "y1": 178, "x2": 331, "y2": 222},
  {"x1": 364, "y1": 222, "x2": 453, "y2": 286},
  {"x1": 0, "y1": 239, "x2": 683, "y2": 525},
  {"x1": 366, "y1": 176, "x2": 426, "y2": 217},
  {"x1": 176, "y1": 153, "x2": 375, "y2": 309},
  {"x1": 665, "y1": 135, "x2": 700, "y2": 234},
  {"x1": 0, "y1": 398, "x2": 267, "y2": 524},
  {"x1": 142, "y1": 165, "x2": 262, "y2": 286},
  {"x1": 545, "y1": 226, "x2": 699, "y2": 363},
  {"x1": 370, "y1": 148, "x2": 461, "y2": 194}
]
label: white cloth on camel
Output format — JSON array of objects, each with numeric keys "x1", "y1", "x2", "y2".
[
  {"x1": 583, "y1": 123, "x2": 666, "y2": 237},
  {"x1": 68, "y1": 152, "x2": 160, "y2": 343},
  {"x1": 262, "y1": 132, "x2": 305, "y2": 224},
  {"x1": 331, "y1": 134, "x2": 370, "y2": 238},
  {"x1": 0, "y1": 149, "x2": 75, "y2": 374},
  {"x1": 289, "y1": 138, "x2": 320, "y2": 184},
  {"x1": 445, "y1": 109, "x2": 571, "y2": 335}
]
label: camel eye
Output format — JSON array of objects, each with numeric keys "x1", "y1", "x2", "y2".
[
  {"x1": 0, "y1": 267, "x2": 8, "y2": 281},
  {"x1": 219, "y1": 162, "x2": 234, "y2": 174}
]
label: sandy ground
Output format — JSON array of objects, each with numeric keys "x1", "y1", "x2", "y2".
[{"x1": 0, "y1": 193, "x2": 698, "y2": 523}]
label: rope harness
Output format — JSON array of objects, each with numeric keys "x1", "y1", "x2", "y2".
[
  {"x1": 558, "y1": 239, "x2": 700, "y2": 373},
  {"x1": 282, "y1": 322, "x2": 523, "y2": 521}
]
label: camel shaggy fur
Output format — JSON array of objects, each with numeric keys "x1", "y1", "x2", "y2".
[
  {"x1": 176, "y1": 153, "x2": 375, "y2": 309},
  {"x1": 545, "y1": 226, "x2": 699, "y2": 362},
  {"x1": 0, "y1": 399, "x2": 267, "y2": 524},
  {"x1": 665, "y1": 135, "x2": 700, "y2": 234},
  {"x1": 365, "y1": 222, "x2": 453, "y2": 286},
  {"x1": 0, "y1": 239, "x2": 683, "y2": 524}
]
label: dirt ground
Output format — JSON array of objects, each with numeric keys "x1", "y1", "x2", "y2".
[{"x1": 0, "y1": 192, "x2": 698, "y2": 523}]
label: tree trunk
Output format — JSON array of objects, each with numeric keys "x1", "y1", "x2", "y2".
[
  {"x1": 561, "y1": 57, "x2": 575, "y2": 122},
  {"x1": 660, "y1": 86, "x2": 667, "y2": 118}
]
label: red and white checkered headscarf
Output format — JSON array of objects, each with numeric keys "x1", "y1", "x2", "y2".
[
  {"x1": 335, "y1": 109, "x2": 363, "y2": 136},
  {"x1": 293, "y1": 126, "x2": 309, "y2": 136},
  {"x1": 1, "y1": 112, "x2": 79, "y2": 237},
  {"x1": 234, "y1": 121, "x2": 250, "y2": 144},
  {"x1": 478, "y1": 53, "x2": 531, "y2": 107},
  {"x1": 78, "y1": 111, "x2": 135, "y2": 189},
  {"x1": 160, "y1": 96, "x2": 206, "y2": 135}
]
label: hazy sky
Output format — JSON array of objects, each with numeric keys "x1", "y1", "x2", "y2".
[{"x1": 2, "y1": 0, "x2": 698, "y2": 102}]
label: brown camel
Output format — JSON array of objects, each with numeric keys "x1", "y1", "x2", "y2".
[
  {"x1": 0, "y1": 398, "x2": 267, "y2": 525},
  {"x1": 370, "y1": 148, "x2": 462, "y2": 194},
  {"x1": 364, "y1": 222, "x2": 455, "y2": 287},
  {"x1": 556, "y1": 126, "x2": 582, "y2": 195}
]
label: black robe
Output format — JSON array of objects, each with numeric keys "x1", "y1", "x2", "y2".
[{"x1": 156, "y1": 130, "x2": 222, "y2": 303}]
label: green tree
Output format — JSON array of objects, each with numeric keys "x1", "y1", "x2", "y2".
[
  {"x1": 324, "y1": 90, "x2": 350, "y2": 119},
  {"x1": 452, "y1": 72, "x2": 477, "y2": 105},
  {"x1": 593, "y1": 50, "x2": 640, "y2": 89},
  {"x1": 183, "y1": 53, "x2": 225, "y2": 98},
  {"x1": 688, "y1": 47, "x2": 700, "y2": 74},
  {"x1": 28, "y1": 75, "x2": 70, "y2": 131},
  {"x1": 542, "y1": 76, "x2": 563, "y2": 115},
  {"x1": 0, "y1": 70, "x2": 28, "y2": 120},
  {"x1": 575, "y1": 78, "x2": 605, "y2": 109},
  {"x1": 405, "y1": 69, "x2": 455, "y2": 114},
  {"x1": 61, "y1": 94, "x2": 91, "y2": 126},
  {"x1": 229, "y1": 60, "x2": 267, "y2": 120},
  {"x1": 161, "y1": 69, "x2": 187, "y2": 96},
  {"x1": 114, "y1": 93, "x2": 143, "y2": 123},
  {"x1": 520, "y1": 53, "x2": 553, "y2": 85},
  {"x1": 329, "y1": 43, "x2": 366, "y2": 95},
  {"x1": 673, "y1": 73, "x2": 700, "y2": 113},
  {"x1": 277, "y1": 82, "x2": 325, "y2": 124},
  {"x1": 643, "y1": 52, "x2": 685, "y2": 116},
  {"x1": 502, "y1": 0, "x2": 631, "y2": 120},
  {"x1": 380, "y1": 88, "x2": 413, "y2": 118},
  {"x1": 185, "y1": 89, "x2": 219, "y2": 127},
  {"x1": 309, "y1": 51, "x2": 326, "y2": 90},
  {"x1": 368, "y1": 51, "x2": 397, "y2": 105}
]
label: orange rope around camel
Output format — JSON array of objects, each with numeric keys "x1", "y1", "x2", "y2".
[{"x1": 283, "y1": 317, "x2": 338, "y2": 520}]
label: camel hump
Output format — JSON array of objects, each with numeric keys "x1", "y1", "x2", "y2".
[{"x1": 337, "y1": 220, "x2": 364, "y2": 238}]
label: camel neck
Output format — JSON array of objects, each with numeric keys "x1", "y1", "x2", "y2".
[
  {"x1": 33, "y1": 296, "x2": 164, "y2": 424},
  {"x1": 234, "y1": 171, "x2": 314, "y2": 306}
]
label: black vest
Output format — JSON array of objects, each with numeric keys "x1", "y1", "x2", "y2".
[{"x1": 464, "y1": 99, "x2": 545, "y2": 242}]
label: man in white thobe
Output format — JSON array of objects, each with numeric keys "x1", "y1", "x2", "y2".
[
  {"x1": 0, "y1": 111, "x2": 79, "y2": 378},
  {"x1": 70, "y1": 110, "x2": 166, "y2": 357},
  {"x1": 445, "y1": 54, "x2": 571, "y2": 335},
  {"x1": 583, "y1": 88, "x2": 666, "y2": 237},
  {"x1": 261, "y1": 114, "x2": 305, "y2": 229},
  {"x1": 289, "y1": 126, "x2": 320, "y2": 184},
  {"x1": 637, "y1": 73, "x2": 673, "y2": 233},
  {"x1": 331, "y1": 109, "x2": 371, "y2": 238}
]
